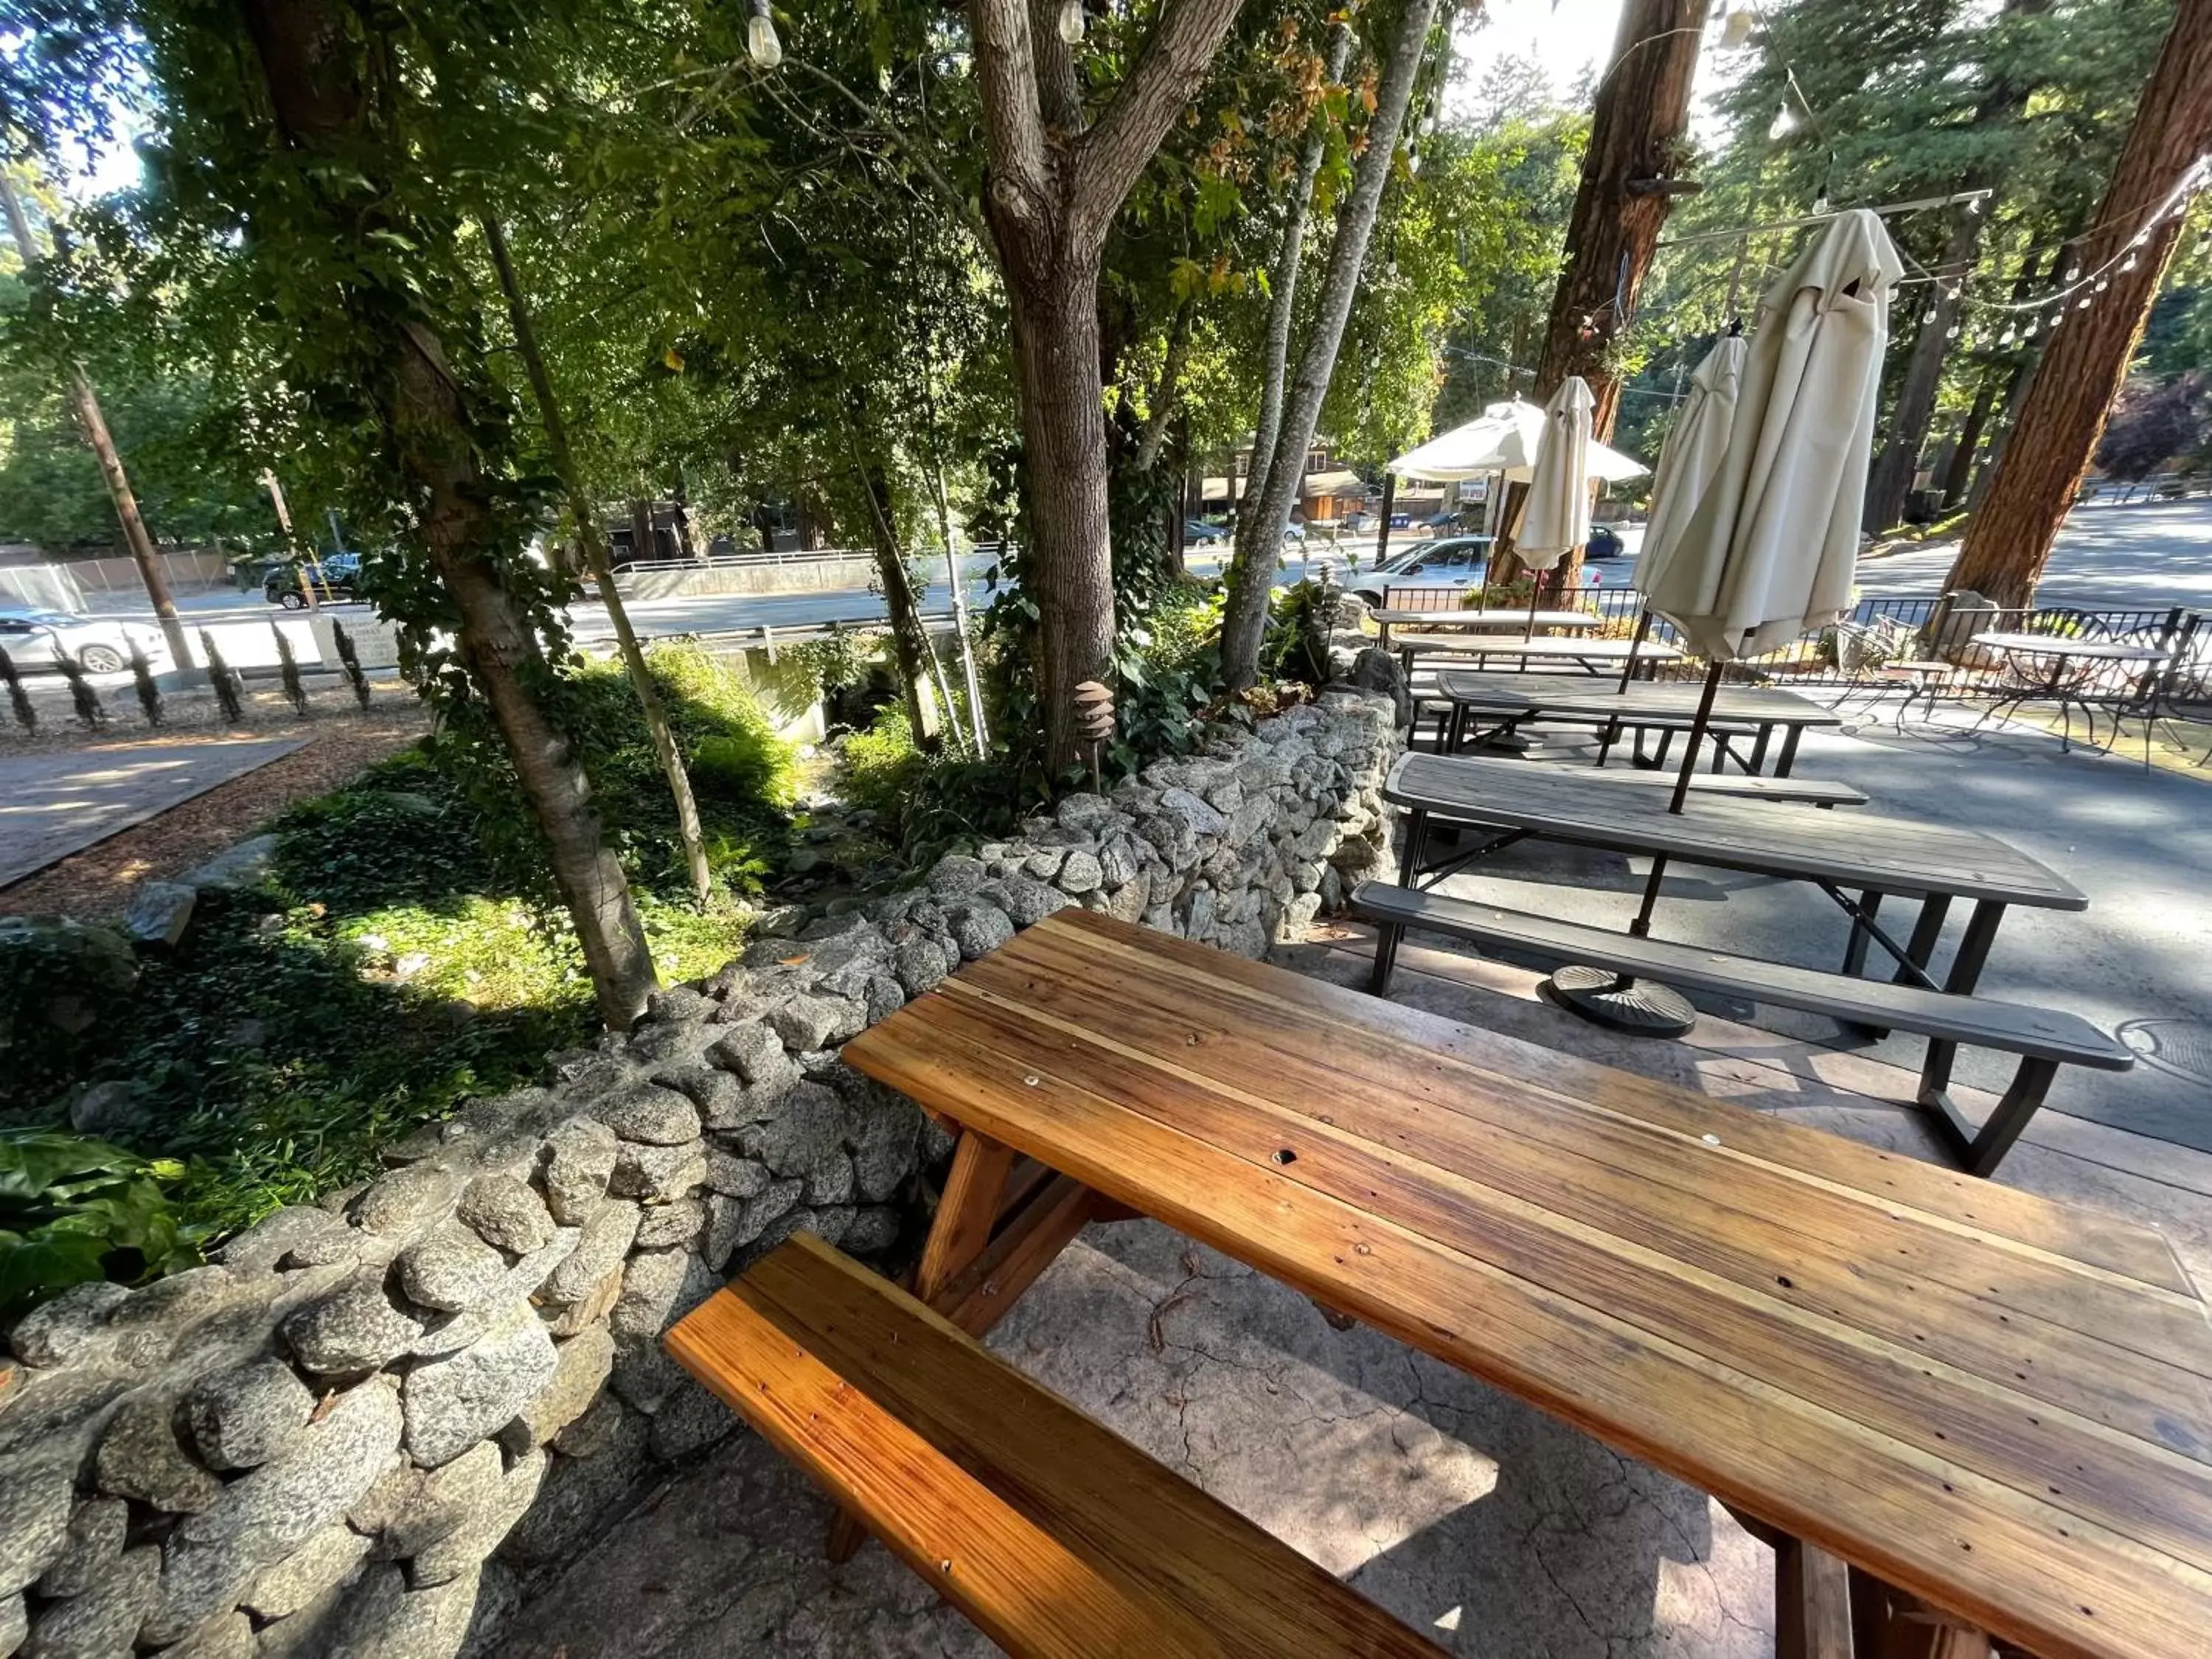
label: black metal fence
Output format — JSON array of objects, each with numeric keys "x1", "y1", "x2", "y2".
[{"x1": 1381, "y1": 581, "x2": 2211, "y2": 716}]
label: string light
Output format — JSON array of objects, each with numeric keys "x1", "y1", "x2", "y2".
[
  {"x1": 1768, "y1": 103, "x2": 1798, "y2": 141},
  {"x1": 1057, "y1": 0, "x2": 1085, "y2": 44},
  {"x1": 745, "y1": 0, "x2": 782, "y2": 67}
]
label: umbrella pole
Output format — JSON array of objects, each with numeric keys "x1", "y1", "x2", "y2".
[
  {"x1": 1667, "y1": 658, "x2": 1727, "y2": 814},
  {"x1": 1549, "y1": 649, "x2": 1720, "y2": 1039},
  {"x1": 1616, "y1": 607, "x2": 1654, "y2": 692},
  {"x1": 1524, "y1": 576, "x2": 1541, "y2": 641}
]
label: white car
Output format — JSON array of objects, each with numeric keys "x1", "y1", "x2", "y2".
[{"x1": 0, "y1": 608, "x2": 170, "y2": 675}]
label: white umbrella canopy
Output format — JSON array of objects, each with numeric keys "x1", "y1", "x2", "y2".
[
  {"x1": 1642, "y1": 209, "x2": 1905, "y2": 661},
  {"x1": 1514, "y1": 377, "x2": 1596, "y2": 572},
  {"x1": 1389, "y1": 397, "x2": 1646, "y2": 485},
  {"x1": 1632, "y1": 333, "x2": 1748, "y2": 597}
]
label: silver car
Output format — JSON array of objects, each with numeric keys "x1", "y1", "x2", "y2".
[{"x1": 0, "y1": 608, "x2": 170, "y2": 675}]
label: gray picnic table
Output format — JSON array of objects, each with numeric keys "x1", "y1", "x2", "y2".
[
  {"x1": 1396, "y1": 632, "x2": 1686, "y2": 678},
  {"x1": 1371, "y1": 607, "x2": 1604, "y2": 647},
  {"x1": 1432, "y1": 669, "x2": 1843, "y2": 776},
  {"x1": 1382, "y1": 749, "x2": 2085, "y2": 1001}
]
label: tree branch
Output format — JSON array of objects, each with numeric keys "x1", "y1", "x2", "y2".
[
  {"x1": 781, "y1": 58, "x2": 993, "y2": 249},
  {"x1": 971, "y1": 0, "x2": 1057, "y2": 252},
  {"x1": 1029, "y1": 0, "x2": 1085, "y2": 134},
  {"x1": 1068, "y1": 0, "x2": 1248, "y2": 248}
]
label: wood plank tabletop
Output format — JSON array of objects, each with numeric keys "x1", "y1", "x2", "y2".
[
  {"x1": 1434, "y1": 670, "x2": 1843, "y2": 728},
  {"x1": 843, "y1": 911, "x2": 2212, "y2": 1659},
  {"x1": 1387, "y1": 751, "x2": 2087, "y2": 908}
]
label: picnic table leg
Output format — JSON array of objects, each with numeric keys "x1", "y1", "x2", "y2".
[
  {"x1": 1447, "y1": 702, "x2": 1470, "y2": 755},
  {"x1": 828, "y1": 1130, "x2": 1016, "y2": 1562},
  {"x1": 1897, "y1": 896, "x2": 1952, "y2": 984},
  {"x1": 1749, "y1": 723, "x2": 1775, "y2": 776},
  {"x1": 1840, "y1": 891, "x2": 1882, "y2": 977},
  {"x1": 1907, "y1": 900, "x2": 2008, "y2": 1121},
  {"x1": 1775, "y1": 723, "x2": 1806, "y2": 777}
]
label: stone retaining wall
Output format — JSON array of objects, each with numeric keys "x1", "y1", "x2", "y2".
[{"x1": 0, "y1": 683, "x2": 1399, "y2": 1659}]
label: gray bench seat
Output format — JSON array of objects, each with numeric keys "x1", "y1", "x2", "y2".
[{"x1": 1351, "y1": 880, "x2": 2133, "y2": 1176}]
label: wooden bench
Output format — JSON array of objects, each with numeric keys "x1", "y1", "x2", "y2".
[
  {"x1": 1351, "y1": 881, "x2": 2135, "y2": 1176},
  {"x1": 666, "y1": 1231, "x2": 1449, "y2": 1659}
]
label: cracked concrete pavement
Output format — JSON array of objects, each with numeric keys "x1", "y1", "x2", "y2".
[{"x1": 493, "y1": 1218, "x2": 1774, "y2": 1659}]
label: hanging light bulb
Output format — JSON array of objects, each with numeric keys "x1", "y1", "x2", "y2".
[
  {"x1": 1944, "y1": 324, "x2": 1960, "y2": 340},
  {"x1": 1998, "y1": 328, "x2": 2017, "y2": 346},
  {"x1": 2065, "y1": 265, "x2": 2081, "y2": 281},
  {"x1": 2121, "y1": 253, "x2": 2139, "y2": 271},
  {"x1": 2077, "y1": 295, "x2": 2093, "y2": 310},
  {"x1": 1768, "y1": 102, "x2": 1798, "y2": 141},
  {"x1": 2094, "y1": 277, "x2": 2110, "y2": 292},
  {"x1": 1721, "y1": 8, "x2": 1756, "y2": 48},
  {"x1": 745, "y1": 0, "x2": 782, "y2": 68},
  {"x1": 1812, "y1": 192, "x2": 1832, "y2": 217},
  {"x1": 1057, "y1": 0, "x2": 1085, "y2": 45}
]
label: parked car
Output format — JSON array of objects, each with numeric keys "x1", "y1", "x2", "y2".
[
  {"x1": 1183, "y1": 521, "x2": 1230, "y2": 546},
  {"x1": 1349, "y1": 536, "x2": 1491, "y2": 609},
  {"x1": 265, "y1": 552, "x2": 364, "y2": 608},
  {"x1": 1586, "y1": 524, "x2": 1624, "y2": 560},
  {"x1": 0, "y1": 608, "x2": 170, "y2": 675}
]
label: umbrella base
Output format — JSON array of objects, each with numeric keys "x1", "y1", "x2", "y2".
[{"x1": 1545, "y1": 964, "x2": 1697, "y2": 1037}]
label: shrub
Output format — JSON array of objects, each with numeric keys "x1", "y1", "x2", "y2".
[
  {"x1": 0, "y1": 1131, "x2": 205, "y2": 1321},
  {"x1": 425, "y1": 641, "x2": 797, "y2": 900}
]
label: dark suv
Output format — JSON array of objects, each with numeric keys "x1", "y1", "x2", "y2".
[{"x1": 266, "y1": 553, "x2": 364, "y2": 608}]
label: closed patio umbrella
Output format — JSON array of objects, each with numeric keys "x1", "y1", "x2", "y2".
[
  {"x1": 1514, "y1": 377, "x2": 1596, "y2": 571},
  {"x1": 1553, "y1": 209, "x2": 1902, "y2": 1037},
  {"x1": 1613, "y1": 330, "x2": 1750, "y2": 693}
]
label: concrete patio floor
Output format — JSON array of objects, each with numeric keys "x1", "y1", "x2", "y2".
[{"x1": 494, "y1": 704, "x2": 2212, "y2": 1658}]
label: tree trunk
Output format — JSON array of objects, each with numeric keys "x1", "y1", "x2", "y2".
[
  {"x1": 240, "y1": 0, "x2": 656, "y2": 1029},
  {"x1": 0, "y1": 163, "x2": 199, "y2": 682},
  {"x1": 1001, "y1": 253, "x2": 1119, "y2": 760},
  {"x1": 1490, "y1": 0, "x2": 1705, "y2": 592},
  {"x1": 1222, "y1": 0, "x2": 1441, "y2": 685},
  {"x1": 846, "y1": 423, "x2": 945, "y2": 754},
  {"x1": 1938, "y1": 370, "x2": 1999, "y2": 509},
  {"x1": 1864, "y1": 206, "x2": 1984, "y2": 532},
  {"x1": 970, "y1": 0, "x2": 1245, "y2": 771},
  {"x1": 1237, "y1": 23, "x2": 1354, "y2": 526},
  {"x1": 484, "y1": 214, "x2": 714, "y2": 907},
  {"x1": 628, "y1": 498, "x2": 655, "y2": 565},
  {"x1": 1947, "y1": 0, "x2": 2212, "y2": 610}
]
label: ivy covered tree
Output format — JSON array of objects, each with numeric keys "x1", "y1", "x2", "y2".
[{"x1": 128, "y1": 0, "x2": 661, "y2": 1029}]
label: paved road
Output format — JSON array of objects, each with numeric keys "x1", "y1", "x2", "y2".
[{"x1": 1854, "y1": 497, "x2": 2212, "y2": 607}]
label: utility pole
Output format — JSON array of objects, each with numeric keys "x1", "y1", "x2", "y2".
[
  {"x1": 261, "y1": 468, "x2": 319, "y2": 608},
  {"x1": 0, "y1": 157, "x2": 200, "y2": 682}
]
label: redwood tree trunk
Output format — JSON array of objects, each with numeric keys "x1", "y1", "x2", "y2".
[
  {"x1": 1494, "y1": 0, "x2": 1704, "y2": 591},
  {"x1": 849, "y1": 434, "x2": 945, "y2": 754},
  {"x1": 1947, "y1": 0, "x2": 2212, "y2": 609},
  {"x1": 239, "y1": 0, "x2": 656, "y2": 1029},
  {"x1": 1864, "y1": 206, "x2": 1984, "y2": 532},
  {"x1": 1939, "y1": 371, "x2": 1999, "y2": 509}
]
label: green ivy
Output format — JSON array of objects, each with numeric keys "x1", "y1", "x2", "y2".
[{"x1": 0, "y1": 1132, "x2": 206, "y2": 1322}]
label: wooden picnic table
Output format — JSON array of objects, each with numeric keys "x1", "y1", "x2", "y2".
[
  {"x1": 1433, "y1": 669, "x2": 1843, "y2": 776},
  {"x1": 1397, "y1": 632, "x2": 1686, "y2": 678},
  {"x1": 1385, "y1": 749, "x2": 2084, "y2": 995},
  {"x1": 844, "y1": 911, "x2": 2212, "y2": 1659}
]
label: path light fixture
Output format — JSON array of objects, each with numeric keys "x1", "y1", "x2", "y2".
[
  {"x1": 1073, "y1": 680, "x2": 1115, "y2": 795},
  {"x1": 746, "y1": 0, "x2": 782, "y2": 69}
]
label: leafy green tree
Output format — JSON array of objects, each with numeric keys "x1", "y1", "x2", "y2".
[{"x1": 121, "y1": 0, "x2": 660, "y2": 1029}]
